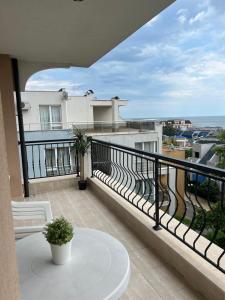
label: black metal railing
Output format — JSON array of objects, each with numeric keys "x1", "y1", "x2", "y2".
[
  {"x1": 91, "y1": 139, "x2": 225, "y2": 274},
  {"x1": 25, "y1": 139, "x2": 79, "y2": 179}
]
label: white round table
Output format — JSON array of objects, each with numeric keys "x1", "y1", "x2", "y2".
[{"x1": 16, "y1": 228, "x2": 130, "y2": 300}]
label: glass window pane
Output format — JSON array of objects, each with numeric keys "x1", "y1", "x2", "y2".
[
  {"x1": 40, "y1": 106, "x2": 50, "y2": 130},
  {"x1": 144, "y1": 142, "x2": 151, "y2": 152},
  {"x1": 46, "y1": 149, "x2": 55, "y2": 169},
  {"x1": 51, "y1": 106, "x2": 62, "y2": 128},
  {"x1": 144, "y1": 142, "x2": 157, "y2": 153},
  {"x1": 135, "y1": 143, "x2": 142, "y2": 151},
  {"x1": 58, "y1": 147, "x2": 69, "y2": 166}
]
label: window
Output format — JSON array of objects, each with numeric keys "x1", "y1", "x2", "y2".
[
  {"x1": 195, "y1": 152, "x2": 200, "y2": 158},
  {"x1": 39, "y1": 105, "x2": 62, "y2": 130},
  {"x1": 135, "y1": 141, "x2": 157, "y2": 153},
  {"x1": 45, "y1": 147, "x2": 71, "y2": 176},
  {"x1": 135, "y1": 142, "x2": 157, "y2": 172},
  {"x1": 135, "y1": 179, "x2": 155, "y2": 202}
]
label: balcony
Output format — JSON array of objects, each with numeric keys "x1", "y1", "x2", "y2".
[
  {"x1": 23, "y1": 180, "x2": 203, "y2": 300},
  {"x1": 22, "y1": 120, "x2": 156, "y2": 133},
  {"x1": 0, "y1": 2, "x2": 187, "y2": 298},
  {"x1": 20, "y1": 137, "x2": 225, "y2": 299}
]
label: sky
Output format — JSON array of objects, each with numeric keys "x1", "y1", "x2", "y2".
[{"x1": 26, "y1": 0, "x2": 225, "y2": 119}]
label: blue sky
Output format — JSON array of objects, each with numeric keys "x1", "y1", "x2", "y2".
[{"x1": 26, "y1": 0, "x2": 225, "y2": 118}]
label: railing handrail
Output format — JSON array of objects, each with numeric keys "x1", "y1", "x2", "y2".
[
  {"x1": 21, "y1": 120, "x2": 157, "y2": 132},
  {"x1": 23, "y1": 120, "x2": 157, "y2": 125},
  {"x1": 92, "y1": 138, "x2": 225, "y2": 178},
  {"x1": 25, "y1": 138, "x2": 76, "y2": 145},
  {"x1": 91, "y1": 138, "x2": 225, "y2": 274},
  {"x1": 25, "y1": 138, "x2": 79, "y2": 181}
]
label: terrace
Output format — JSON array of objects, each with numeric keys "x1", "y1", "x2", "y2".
[
  {"x1": 23, "y1": 182, "x2": 203, "y2": 300},
  {"x1": 15, "y1": 137, "x2": 225, "y2": 299},
  {"x1": 1, "y1": 1, "x2": 225, "y2": 299},
  {"x1": 22, "y1": 120, "x2": 157, "y2": 133}
]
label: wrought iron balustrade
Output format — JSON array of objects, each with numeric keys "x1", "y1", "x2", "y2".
[
  {"x1": 25, "y1": 139, "x2": 79, "y2": 179},
  {"x1": 91, "y1": 138, "x2": 225, "y2": 274}
]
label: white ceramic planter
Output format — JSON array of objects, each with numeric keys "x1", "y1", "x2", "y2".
[{"x1": 50, "y1": 240, "x2": 72, "y2": 265}]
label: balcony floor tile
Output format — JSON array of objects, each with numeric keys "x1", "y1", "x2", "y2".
[{"x1": 26, "y1": 187, "x2": 204, "y2": 300}]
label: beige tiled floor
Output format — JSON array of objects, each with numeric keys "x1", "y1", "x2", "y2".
[{"x1": 27, "y1": 187, "x2": 204, "y2": 300}]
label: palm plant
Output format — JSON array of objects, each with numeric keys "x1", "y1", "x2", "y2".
[{"x1": 73, "y1": 127, "x2": 90, "y2": 188}]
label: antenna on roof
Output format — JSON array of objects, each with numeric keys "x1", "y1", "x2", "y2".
[{"x1": 84, "y1": 90, "x2": 94, "y2": 96}]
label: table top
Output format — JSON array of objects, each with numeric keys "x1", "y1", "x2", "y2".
[{"x1": 16, "y1": 228, "x2": 130, "y2": 300}]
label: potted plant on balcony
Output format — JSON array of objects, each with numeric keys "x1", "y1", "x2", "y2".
[
  {"x1": 73, "y1": 127, "x2": 91, "y2": 190},
  {"x1": 43, "y1": 216, "x2": 73, "y2": 265}
]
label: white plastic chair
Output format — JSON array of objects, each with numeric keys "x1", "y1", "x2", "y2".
[{"x1": 12, "y1": 201, "x2": 53, "y2": 239}]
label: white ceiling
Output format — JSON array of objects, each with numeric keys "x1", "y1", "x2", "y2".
[{"x1": 0, "y1": 0, "x2": 175, "y2": 67}]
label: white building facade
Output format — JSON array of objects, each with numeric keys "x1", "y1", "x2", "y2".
[
  {"x1": 21, "y1": 90, "x2": 127, "y2": 131},
  {"x1": 21, "y1": 90, "x2": 163, "y2": 185}
]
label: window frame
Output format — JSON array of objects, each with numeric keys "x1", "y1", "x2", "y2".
[{"x1": 39, "y1": 105, "x2": 62, "y2": 130}]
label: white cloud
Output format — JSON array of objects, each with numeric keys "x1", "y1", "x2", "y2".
[
  {"x1": 189, "y1": 10, "x2": 209, "y2": 24},
  {"x1": 26, "y1": 79, "x2": 83, "y2": 96},
  {"x1": 177, "y1": 8, "x2": 188, "y2": 24},
  {"x1": 178, "y1": 15, "x2": 186, "y2": 24},
  {"x1": 162, "y1": 90, "x2": 192, "y2": 98},
  {"x1": 136, "y1": 44, "x2": 159, "y2": 58}
]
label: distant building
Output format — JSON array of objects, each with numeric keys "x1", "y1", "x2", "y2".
[
  {"x1": 20, "y1": 90, "x2": 127, "y2": 131},
  {"x1": 20, "y1": 90, "x2": 163, "y2": 179},
  {"x1": 160, "y1": 119, "x2": 192, "y2": 130},
  {"x1": 189, "y1": 137, "x2": 222, "y2": 167},
  {"x1": 174, "y1": 136, "x2": 189, "y2": 148}
]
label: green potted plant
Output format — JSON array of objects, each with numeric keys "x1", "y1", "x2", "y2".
[
  {"x1": 73, "y1": 127, "x2": 91, "y2": 190},
  {"x1": 43, "y1": 216, "x2": 73, "y2": 265}
]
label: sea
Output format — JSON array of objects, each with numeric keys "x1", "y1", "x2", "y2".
[{"x1": 157, "y1": 116, "x2": 225, "y2": 129}]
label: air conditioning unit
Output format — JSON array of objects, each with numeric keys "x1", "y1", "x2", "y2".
[{"x1": 21, "y1": 102, "x2": 31, "y2": 111}]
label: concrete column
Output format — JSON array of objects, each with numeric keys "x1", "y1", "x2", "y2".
[
  {"x1": 83, "y1": 147, "x2": 92, "y2": 179},
  {"x1": 112, "y1": 99, "x2": 118, "y2": 122},
  {"x1": 0, "y1": 54, "x2": 23, "y2": 198},
  {"x1": 0, "y1": 92, "x2": 21, "y2": 300},
  {"x1": 112, "y1": 99, "x2": 120, "y2": 132}
]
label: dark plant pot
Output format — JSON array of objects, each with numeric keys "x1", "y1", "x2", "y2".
[{"x1": 78, "y1": 180, "x2": 87, "y2": 190}]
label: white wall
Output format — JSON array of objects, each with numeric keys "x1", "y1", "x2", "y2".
[
  {"x1": 66, "y1": 95, "x2": 94, "y2": 124},
  {"x1": 192, "y1": 143, "x2": 214, "y2": 159},
  {"x1": 92, "y1": 130, "x2": 162, "y2": 154},
  {"x1": 21, "y1": 91, "x2": 65, "y2": 130},
  {"x1": 93, "y1": 106, "x2": 113, "y2": 122},
  {"x1": 21, "y1": 92, "x2": 127, "y2": 130}
]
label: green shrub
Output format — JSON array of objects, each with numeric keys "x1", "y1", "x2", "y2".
[
  {"x1": 187, "y1": 179, "x2": 220, "y2": 202},
  {"x1": 185, "y1": 148, "x2": 192, "y2": 158},
  {"x1": 43, "y1": 216, "x2": 73, "y2": 246},
  {"x1": 198, "y1": 180, "x2": 220, "y2": 202}
]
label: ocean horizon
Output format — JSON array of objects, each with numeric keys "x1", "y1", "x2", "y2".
[
  {"x1": 159, "y1": 115, "x2": 225, "y2": 129},
  {"x1": 127, "y1": 115, "x2": 225, "y2": 129}
]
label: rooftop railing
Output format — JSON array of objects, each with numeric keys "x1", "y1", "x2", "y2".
[
  {"x1": 22, "y1": 120, "x2": 156, "y2": 132},
  {"x1": 91, "y1": 138, "x2": 225, "y2": 274}
]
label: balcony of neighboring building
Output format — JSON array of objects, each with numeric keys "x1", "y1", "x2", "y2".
[{"x1": 22, "y1": 120, "x2": 158, "y2": 134}]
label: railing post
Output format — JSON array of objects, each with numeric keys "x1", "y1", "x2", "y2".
[
  {"x1": 90, "y1": 138, "x2": 94, "y2": 178},
  {"x1": 76, "y1": 148, "x2": 80, "y2": 177},
  {"x1": 12, "y1": 58, "x2": 29, "y2": 197},
  {"x1": 153, "y1": 157, "x2": 161, "y2": 231}
]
